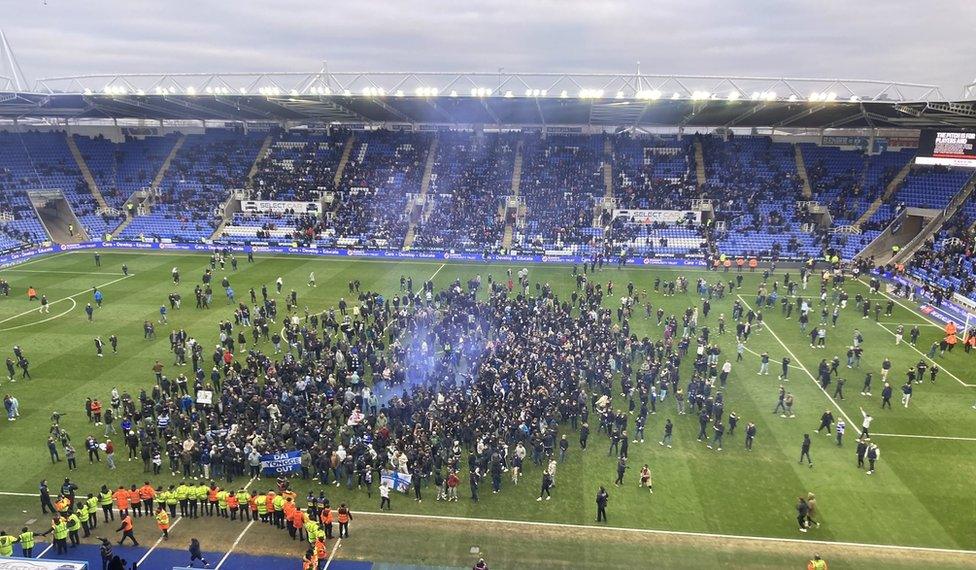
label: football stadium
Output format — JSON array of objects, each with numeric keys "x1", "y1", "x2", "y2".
[{"x1": 0, "y1": 5, "x2": 975, "y2": 570}]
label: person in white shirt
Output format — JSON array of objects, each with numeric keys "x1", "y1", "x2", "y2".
[{"x1": 859, "y1": 407, "x2": 873, "y2": 437}]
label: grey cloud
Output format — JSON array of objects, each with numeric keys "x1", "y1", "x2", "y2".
[{"x1": 2, "y1": 0, "x2": 973, "y2": 96}]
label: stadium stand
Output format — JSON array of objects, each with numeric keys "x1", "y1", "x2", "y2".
[
  {"x1": 74, "y1": 132, "x2": 180, "y2": 210},
  {"x1": 118, "y1": 129, "x2": 265, "y2": 242},
  {"x1": 414, "y1": 131, "x2": 515, "y2": 252},
  {"x1": 5, "y1": 127, "x2": 976, "y2": 267},
  {"x1": 515, "y1": 133, "x2": 605, "y2": 254},
  {"x1": 251, "y1": 129, "x2": 348, "y2": 201},
  {"x1": 0, "y1": 130, "x2": 123, "y2": 241},
  {"x1": 330, "y1": 129, "x2": 431, "y2": 249}
]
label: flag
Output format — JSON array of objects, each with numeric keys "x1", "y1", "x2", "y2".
[
  {"x1": 260, "y1": 450, "x2": 302, "y2": 476},
  {"x1": 381, "y1": 469, "x2": 412, "y2": 493}
]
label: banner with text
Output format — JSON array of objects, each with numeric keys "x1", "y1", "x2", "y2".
[
  {"x1": 241, "y1": 200, "x2": 321, "y2": 214},
  {"x1": 613, "y1": 209, "x2": 701, "y2": 224},
  {"x1": 260, "y1": 451, "x2": 303, "y2": 475}
]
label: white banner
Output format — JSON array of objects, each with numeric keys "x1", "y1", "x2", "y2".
[
  {"x1": 613, "y1": 209, "x2": 701, "y2": 224},
  {"x1": 240, "y1": 200, "x2": 321, "y2": 214},
  {"x1": 196, "y1": 390, "x2": 213, "y2": 405}
]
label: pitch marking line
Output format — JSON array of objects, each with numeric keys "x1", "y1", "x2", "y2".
[
  {"x1": 0, "y1": 274, "x2": 133, "y2": 327},
  {"x1": 2, "y1": 269, "x2": 127, "y2": 276},
  {"x1": 0, "y1": 298, "x2": 77, "y2": 333},
  {"x1": 876, "y1": 321, "x2": 942, "y2": 327},
  {"x1": 873, "y1": 323, "x2": 974, "y2": 388},
  {"x1": 735, "y1": 294, "x2": 859, "y2": 429},
  {"x1": 137, "y1": 515, "x2": 183, "y2": 566},
  {"x1": 323, "y1": 538, "x2": 342, "y2": 570},
  {"x1": 873, "y1": 432, "x2": 976, "y2": 442},
  {"x1": 429, "y1": 262, "x2": 446, "y2": 281},
  {"x1": 214, "y1": 519, "x2": 255, "y2": 569},
  {"x1": 35, "y1": 543, "x2": 54, "y2": 558},
  {"x1": 353, "y1": 510, "x2": 976, "y2": 556}
]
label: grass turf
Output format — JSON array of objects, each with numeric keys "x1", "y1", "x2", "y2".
[{"x1": 0, "y1": 250, "x2": 974, "y2": 568}]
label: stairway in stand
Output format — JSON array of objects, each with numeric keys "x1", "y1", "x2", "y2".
[
  {"x1": 66, "y1": 133, "x2": 109, "y2": 210},
  {"x1": 794, "y1": 145, "x2": 813, "y2": 199},
  {"x1": 694, "y1": 138, "x2": 707, "y2": 189},
  {"x1": 112, "y1": 134, "x2": 185, "y2": 237},
  {"x1": 501, "y1": 140, "x2": 524, "y2": 250},
  {"x1": 856, "y1": 160, "x2": 914, "y2": 227},
  {"x1": 333, "y1": 133, "x2": 356, "y2": 187},
  {"x1": 402, "y1": 134, "x2": 439, "y2": 249}
]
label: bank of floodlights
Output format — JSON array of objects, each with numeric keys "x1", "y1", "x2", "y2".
[
  {"x1": 635, "y1": 90, "x2": 662, "y2": 100},
  {"x1": 808, "y1": 92, "x2": 839, "y2": 102},
  {"x1": 413, "y1": 87, "x2": 437, "y2": 97}
]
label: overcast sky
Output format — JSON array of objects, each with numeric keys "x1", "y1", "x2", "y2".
[{"x1": 3, "y1": 0, "x2": 974, "y2": 97}]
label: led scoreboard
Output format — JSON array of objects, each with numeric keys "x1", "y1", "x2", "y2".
[{"x1": 916, "y1": 130, "x2": 976, "y2": 167}]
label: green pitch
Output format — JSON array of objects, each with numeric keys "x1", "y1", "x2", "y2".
[{"x1": 0, "y1": 250, "x2": 974, "y2": 568}]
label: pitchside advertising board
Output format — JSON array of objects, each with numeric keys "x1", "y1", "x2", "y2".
[
  {"x1": 0, "y1": 559, "x2": 88, "y2": 569},
  {"x1": 915, "y1": 130, "x2": 976, "y2": 168}
]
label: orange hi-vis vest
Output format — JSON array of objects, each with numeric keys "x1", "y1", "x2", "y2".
[
  {"x1": 121, "y1": 515, "x2": 133, "y2": 531},
  {"x1": 320, "y1": 508, "x2": 333, "y2": 525},
  {"x1": 139, "y1": 485, "x2": 156, "y2": 501},
  {"x1": 114, "y1": 489, "x2": 130, "y2": 509},
  {"x1": 337, "y1": 509, "x2": 349, "y2": 524}
]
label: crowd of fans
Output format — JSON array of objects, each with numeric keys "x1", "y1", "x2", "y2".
[
  {"x1": 907, "y1": 214, "x2": 976, "y2": 302},
  {"x1": 411, "y1": 131, "x2": 516, "y2": 252}
]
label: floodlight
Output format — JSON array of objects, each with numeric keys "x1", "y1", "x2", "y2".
[
  {"x1": 136, "y1": 89, "x2": 145, "y2": 96},
  {"x1": 616, "y1": 91, "x2": 625, "y2": 99},
  {"x1": 205, "y1": 86, "x2": 213, "y2": 94},
  {"x1": 672, "y1": 92, "x2": 680, "y2": 99},
  {"x1": 750, "y1": 92, "x2": 760, "y2": 100},
  {"x1": 788, "y1": 94, "x2": 797, "y2": 102},
  {"x1": 449, "y1": 90, "x2": 457, "y2": 97},
  {"x1": 649, "y1": 90, "x2": 661, "y2": 100},
  {"x1": 727, "y1": 91, "x2": 740, "y2": 101},
  {"x1": 186, "y1": 86, "x2": 196, "y2": 96},
  {"x1": 826, "y1": 92, "x2": 837, "y2": 101},
  {"x1": 504, "y1": 90, "x2": 513, "y2": 98},
  {"x1": 849, "y1": 95, "x2": 859, "y2": 102},
  {"x1": 560, "y1": 90, "x2": 568, "y2": 98}
]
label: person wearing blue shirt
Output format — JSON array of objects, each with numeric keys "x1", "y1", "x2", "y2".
[{"x1": 93, "y1": 288, "x2": 103, "y2": 307}]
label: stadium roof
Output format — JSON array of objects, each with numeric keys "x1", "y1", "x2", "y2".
[{"x1": 3, "y1": 71, "x2": 976, "y2": 129}]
